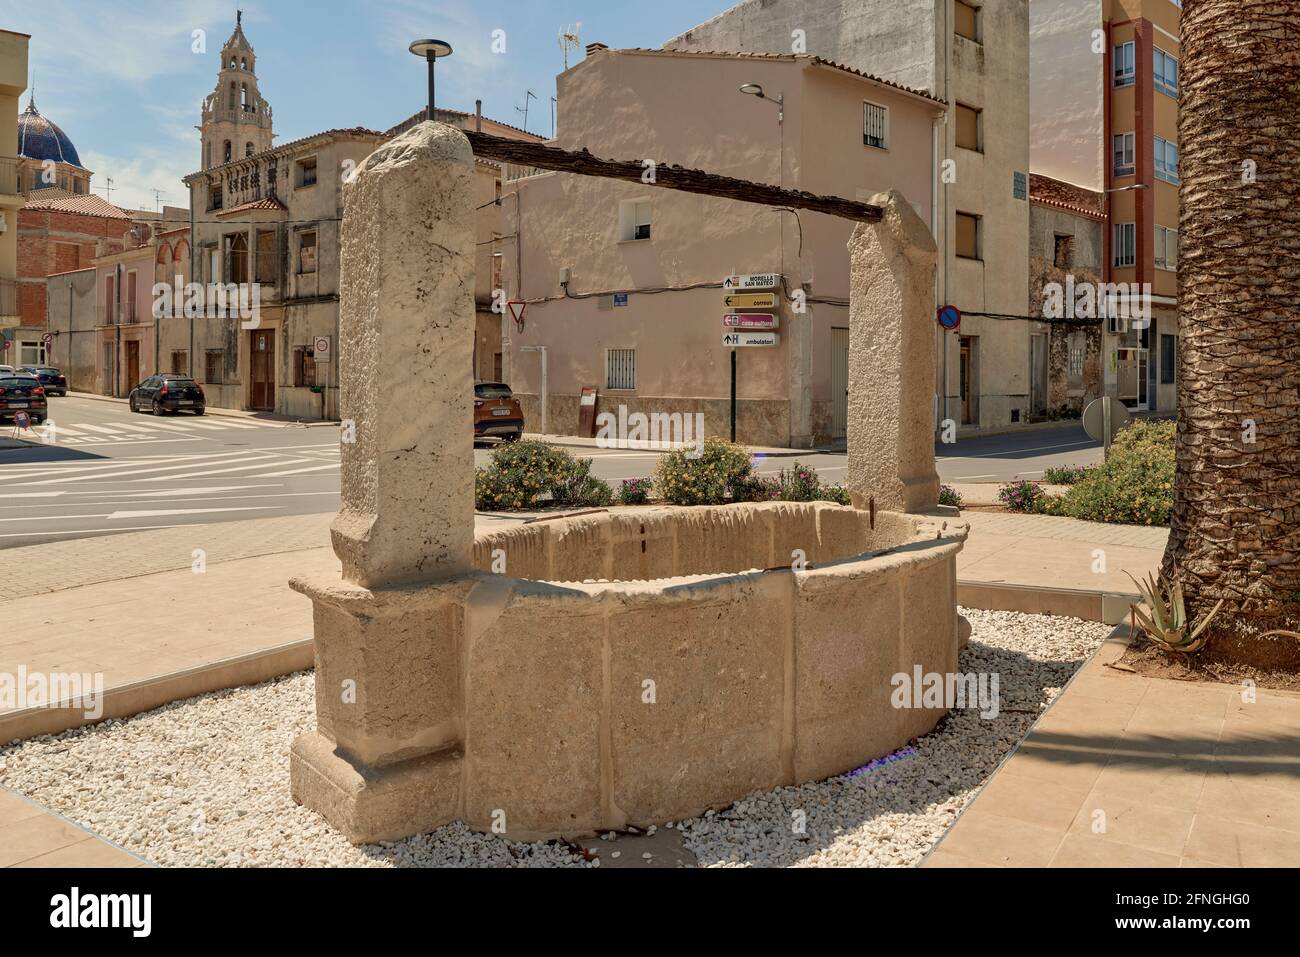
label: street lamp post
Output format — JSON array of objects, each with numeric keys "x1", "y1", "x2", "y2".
[{"x1": 409, "y1": 39, "x2": 454, "y2": 121}]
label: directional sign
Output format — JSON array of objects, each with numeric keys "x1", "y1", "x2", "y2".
[
  {"x1": 722, "y1": 273, "x2": 779, "y2": 291},
  {"x1": 722, "y1": 331, "x2": 780, "y2": 348},
  {"x1": 723, "y1": 292, "x2": 777, "y2": 310},
  {"x1": 723, "y1": 313, "x2": 778, "y2": 330}
]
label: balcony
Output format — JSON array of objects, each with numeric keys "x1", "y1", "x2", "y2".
[{"x1": 0, "y1": 278, "x2": 18, "y2": 320}]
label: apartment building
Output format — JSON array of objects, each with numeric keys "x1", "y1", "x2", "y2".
[
  {"x1": 1030, "y1": 0, "x2": 1181, "y2": 412},
  {"x1": 667, "y1": 0, "x2": 1033, "y2": 431},
  {"x1": 0, "y1": 29, "x2": 28, "y2": 341},
  {"x1": 499, "y1": 47, "x2": 944, "y2": 447}
]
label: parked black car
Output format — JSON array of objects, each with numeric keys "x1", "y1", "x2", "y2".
[
  {"x1": 129, "y1": 375, "x2": 206, "y2": 415},
  {"x1": 18, "y1": 366, "x2": 68, "y2": 397},
  {"x1": 0, "y1": 374, "x2": 48, "y2": 425}
]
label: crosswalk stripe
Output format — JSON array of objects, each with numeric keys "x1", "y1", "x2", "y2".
[
  {"x1": 46, "y1": 424, "x2": 87, "y2": 436},
  {"x1": 113, "y1": 422, "x2": 159, "y2": 433},
  {"x1": 72, "y1": 424, "x2": 125, "y2": 435}
]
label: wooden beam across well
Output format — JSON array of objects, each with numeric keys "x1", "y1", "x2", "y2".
[{"x1": 464, "y1": 129, "x2": 884, "y2": 223}]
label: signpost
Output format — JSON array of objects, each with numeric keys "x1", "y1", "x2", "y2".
[
  {"x1": 723, "y1": 313, "x2": 778, "y2": 330},
  {"x1": 1082, "y1": 396, "x2": 1131, "y2": 461},
  {"x1": 723, "y1": 292, "x2": 777, "y2": 310},
  {"x1": 722, "y1": 273, "x2": 779, "y2": 291},
  {"x1": 313, "y1": 336, "x2": 332, "y2": 420},
  {"x1": 722, "y1": 331, "x2": 779, "y2": 348}
]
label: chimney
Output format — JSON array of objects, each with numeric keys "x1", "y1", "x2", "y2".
[
  {"x1": 585, "y1": 42, "x2": 608, "y2": 57},
  {"x1": 475, "y1": 99, "x2": 482, "y2": 132}
]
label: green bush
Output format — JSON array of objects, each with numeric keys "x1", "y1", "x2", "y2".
[
  {"x1": 618, "y1": 478, "x2": 652, "y2": 506},
  {"x1": 1043, "y1": 465, "x2": 1093, "y2": 485},
  {"x1": 1052, "y1": 419, "x2": 1174, "y2": 526},
  {"x1": 654, "y1": 437, "x2": 755, "y2": 505},
  {"x1": 938, "y1": 484, "x2": 963, "y2": 508},
  {"x1": 474, "y1": 440, "x2": 611, "y2": 510}
]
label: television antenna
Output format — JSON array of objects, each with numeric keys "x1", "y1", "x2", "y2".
[
  {"x1": 515, "y1": 89, "x2": 537, "y2": 133},
  {"x1": 559, "y1": 22, "x2": 582, "y2": 71}
]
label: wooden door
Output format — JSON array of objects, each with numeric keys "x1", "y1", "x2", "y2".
[
  {"x1": 125, "y1": 340, "x2": 140, "y2": 392},
  {"x1": 250, "y1": 330, "x2": 275, "y2": 410}
]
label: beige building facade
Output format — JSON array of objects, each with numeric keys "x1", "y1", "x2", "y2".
[
  {"x1": 667, "y1": 0, "x2": 1033, "y2": 431},
  {"x1": 0, "y1": 28, "x2": 28, "y2": 331},
  {"x1": 500, "y1": 48, "x2": 943, "y2": 447}
]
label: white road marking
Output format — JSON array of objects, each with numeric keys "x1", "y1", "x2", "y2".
[
  {"x1": 31, "y1": 453, "x2": 275, "y2": 485},
  {"x1": 122, "y1": 484, "x2": 283, "y2": 498},
  {"x1": 135, "y1": 457, "x2": 314, "y2": 482},
  {"x1": 258, "y1": 462, "x2": 340, "y2": 477},
  {"x1": 106, "y1": 506, "x2": 281, "y2": 520},
  {"x1": 0, "y1": 523, "x2": 204, "y2": 539},
  {"x1": 0, "y1": 492, "x2": 64, "y2": 499},
  {"x1": 70, "y1": 424, "x2": 125, "y2": 435}
]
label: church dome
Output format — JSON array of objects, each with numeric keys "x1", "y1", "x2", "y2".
[{"x1": 17, "y1": 97, "x2": 85, "y2": 169}]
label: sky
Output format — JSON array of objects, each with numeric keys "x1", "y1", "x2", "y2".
[{"x1": 0, "y1": 0, "x2": 733, "y2": 211}]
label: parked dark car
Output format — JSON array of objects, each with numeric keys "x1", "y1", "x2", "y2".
[
  {"x1": 129, "y1": 375, "x2": 206, "y2": 415},
  {"x1": 18, "y1": 366, "x2": 68, "y2": 397},
  {"x1": 473, "y1": 382, "x2": 524, "y2": 442},
  {"x1": 0, "y1": 374, "x2": 48, "y2": 426}
]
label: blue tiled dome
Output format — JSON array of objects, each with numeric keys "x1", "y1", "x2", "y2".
[{"x1": 17, "y1": 99, "x2": 84, "y2": 169}]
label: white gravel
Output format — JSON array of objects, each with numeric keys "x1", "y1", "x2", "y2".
[{"x1": 0, "y1": 607, "x2": 1108, "y2": 867}]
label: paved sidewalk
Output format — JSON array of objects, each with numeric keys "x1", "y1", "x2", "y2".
[
  {"x1": 957, "y1": 511, "x2": 1166, "y2": 593},
  {"x1": 925, "y1": 632, "x2": 1300, "y2": 867},
  {"x1": 0, "y1": 512, "x2": 335, "y2": 601},
  {"x1": 0, "y1": 787, "x2": 146, "y2": 868}
]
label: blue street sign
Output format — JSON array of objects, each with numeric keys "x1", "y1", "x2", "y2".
[{"x1": 937, "y1": 305, "x2": 961, "y2": 330}]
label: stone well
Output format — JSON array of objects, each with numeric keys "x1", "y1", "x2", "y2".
[
  {"x1": 293, "y1": 503, "x2": 966, "y2": 843},
  {"x1": 288, "y1": 121, "x2": 967, "y2": 845}
]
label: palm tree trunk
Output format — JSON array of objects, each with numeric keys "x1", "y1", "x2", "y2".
[{"x1": 1164, "y1": 0, "x2": 1300, "y2": 666}]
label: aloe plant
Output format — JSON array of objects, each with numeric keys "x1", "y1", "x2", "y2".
[{"x1": 1126, "y1": 570, "x2": 1225, "y2": 654}]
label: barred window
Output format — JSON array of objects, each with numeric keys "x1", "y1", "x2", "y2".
[
  {"x1": 606, "y1": 349, "x2": 635, "y2": 391},
  {"x1": 863, "y1": 102, "x2": 888, "y2": 149},
  {"x1": 205, "y1": 350, "x2": 222, "y2": 385},
  {"x1": 294, "y1": 347, "x2": 317, "y2": 387}
]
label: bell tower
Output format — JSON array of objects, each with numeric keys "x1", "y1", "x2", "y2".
[{"x1": 199, "y1": 10, "x2": 274, "y2": 170}]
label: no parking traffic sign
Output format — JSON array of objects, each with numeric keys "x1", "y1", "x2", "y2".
[{"x1": 937, "y1": 305, "x2": 961, "y2": 331}]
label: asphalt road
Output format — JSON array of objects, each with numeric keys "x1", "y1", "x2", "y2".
[{"x1": 0, "y1": 397, "x2": 1102, "y2": 548}]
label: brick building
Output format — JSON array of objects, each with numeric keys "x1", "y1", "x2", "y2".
[{"x1": 11, "y1": 192, "x2": 134, "y2": 366}]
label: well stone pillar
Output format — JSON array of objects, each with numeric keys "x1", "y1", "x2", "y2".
[
  {"x1": 845, "y1": 190, "x2": 941, "y2": 513},
  {"x1": 290, "y1": 122, "x2": 479, "y2": 844},
  {"x1": 331, "y1": 122, "x2": 476, "y2": 588}
]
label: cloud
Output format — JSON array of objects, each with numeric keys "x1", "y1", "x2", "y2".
[
  {"x1": 80, "y1": 140, "x2": 198, "y2": 214},
  {"x1": 3, "y1": 0, "x2": 231, "y2": 90}
]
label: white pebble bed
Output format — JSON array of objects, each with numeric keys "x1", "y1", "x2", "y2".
[{"x1": 0, "y1": 607, "x2": 1108, "y2": 868}]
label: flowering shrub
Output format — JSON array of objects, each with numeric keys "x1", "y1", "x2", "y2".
[
  {"x1": 618, "y1": 477, "x2": 653, "y2": 506},
  {"x1": 475, "y1": 440, "x2": 611, "y2": 510},
  {"x1": 654, "y1": 437, "x2": 755, "y2": 506},
  {"x1": 938, "y1": 484, "x2": 963, "y2": 508},
  {"x1": 998, "y1": 479, "x2": 1045, "y2": 513}
]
